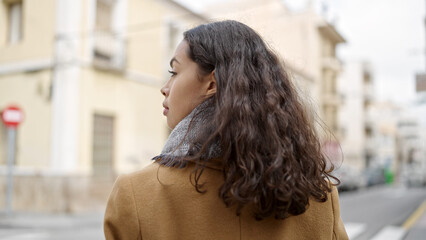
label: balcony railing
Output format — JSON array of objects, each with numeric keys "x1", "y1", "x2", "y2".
[
  {"x1": 92, "y1": 30, "x2": 126, "y2": 71},
  {"x1": 322, "y1": 56, "x2": 342, "y2": 72}
]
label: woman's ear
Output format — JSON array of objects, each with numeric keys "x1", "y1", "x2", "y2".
[{"x1": 206, "y1": 70, "x2": 217, "y2": 97}]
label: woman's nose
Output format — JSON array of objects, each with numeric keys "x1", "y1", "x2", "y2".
[{"x1": 160, "y1": 85, "x2": 168, "y2": 97}]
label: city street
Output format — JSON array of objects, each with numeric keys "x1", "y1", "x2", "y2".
[
  {"x1": 0, "y1": 0, "x2": 424, "y2": 239},
  {"x1": 0, "y1": 212, "x2": 104, "y2": 240},
  {"x1": 0, "y1": 185, "x2": 425, "y2": 239},
  {"x1": 340, "y1": 185, "x2": 426, "y2": 240}
]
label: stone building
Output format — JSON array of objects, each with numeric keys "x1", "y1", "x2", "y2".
[
  {"x1": 202, "y1": 0, "x2": 346, "y2": 163},
  {"x1": 0, "y1": 0, "x2": 204, "y2": 212},
  {"x1": 338, "y1": 61, "x2": 375, "y2": 170}
]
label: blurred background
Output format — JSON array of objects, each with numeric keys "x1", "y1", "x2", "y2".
[{"x1": 0, "y1": 0, "x2": 425, "y2": 239}]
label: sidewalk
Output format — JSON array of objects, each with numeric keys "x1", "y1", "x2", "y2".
[{"x1": 0, "y1": 212, "x2": 104, "y2": 240}]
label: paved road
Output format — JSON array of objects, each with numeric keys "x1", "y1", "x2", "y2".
[
  {"x1": 0, "y1": 212, "x2": 104, "y2": 240},
  {"x1": 340, "y1": 185, "x2": 426, "y2": 240}
]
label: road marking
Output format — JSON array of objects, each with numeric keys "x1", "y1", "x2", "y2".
[
  {"x1": 402, "y1": 199, "x2": 426, "y2": 230},
  {"x1": 344, "y1": 222, "x2": 366, "y2": 239},
  {"x1": 370, "y1": 226, "x2": 406, "y2": 240},
  {"x1": 2, "y1": 232, "x2": 50, "y2": 240}
]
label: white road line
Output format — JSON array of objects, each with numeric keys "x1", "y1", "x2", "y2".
[
  {"x1": 370, "y1": 226, "x2": 406, "y2": 240},
  {"x1": 344, "y1": 222, "x2": 366, "y2": 239},
  {"x1": 2, "y1": 232, "x2": 50, "y2": 240}
]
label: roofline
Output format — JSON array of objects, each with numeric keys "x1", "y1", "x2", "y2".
[{"x1": 318, "y1": 23, "x2": 346, "y2": 44}]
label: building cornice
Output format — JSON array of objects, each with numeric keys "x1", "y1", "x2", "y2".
[
  {"x1": 162, "y1": 0, "x2": 208, "y2": 21},
  {"x1": 318, "y1": 23, "x2": 346, "y2": 44},
  {"x1": 0, "y1": 58, "x2": 53, "y2": 75}
]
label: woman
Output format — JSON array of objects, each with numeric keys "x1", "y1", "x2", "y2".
[{"x1": 104, "y1": 20, "x2": 348, "y2": 240}]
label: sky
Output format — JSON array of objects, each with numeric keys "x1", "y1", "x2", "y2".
[{"x1": 175, "y1": 0, "x2": 425, "y2": 105}]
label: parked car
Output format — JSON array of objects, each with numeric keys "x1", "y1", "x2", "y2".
[
  {"x1": 333, "y1": 166, "x2": 366, "y2": 192},
  {"x1": 401, "y1": 163, "x2": 426, "y2": 187},
  {"x1": 363, "y1": 167, "x2": 385, "y2": 187}
]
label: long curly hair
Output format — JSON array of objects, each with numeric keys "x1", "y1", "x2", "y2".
[{"x1": 181, "y1": 20, "x2": 338, "y2": 220}]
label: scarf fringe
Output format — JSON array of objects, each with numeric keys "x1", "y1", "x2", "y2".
[
  {"x1": 152, "y1": 154, "x2": 188, "y2": 168},
  {"x1": 153, "y1": 99, "x2": 222, "y2": 168}
]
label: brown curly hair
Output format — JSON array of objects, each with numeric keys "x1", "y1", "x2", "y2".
[{"x1": 179, "y1": 20, "x2": 338, "y2": 220}]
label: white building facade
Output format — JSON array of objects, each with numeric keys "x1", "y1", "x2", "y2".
[
  {"x1": 0, "y1": 0, "x2": 204, "y2": 212},
  {"x1": 338, "y1": 61, "x2": 375, "y2": 170}
]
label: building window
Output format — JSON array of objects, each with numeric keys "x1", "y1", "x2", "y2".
[
  {"x1": 322, "y1": 40, "x2": 335, "y2": 58},
  {"x1": 330, "y1": 75, "x2": 336, "y2": 94},
  {"x1": 322, "y1": 69, "x2": 331, "y2": 94},
  {"x1": 322, "y1": 104, "x2": 330, "y2": 124},
  {"x1": 95, "y1": 0, "x2": 113, "y2": 31},
  {"x1": 322, "y1": 105, "x2": 338, "y2": 134},
  {"x1": 93, "y1": 0, "x2": 113, "y2": 61},
  {"x1": 6, "y1": 0, "x2": 23, "y2": 44},
  {"x1": 92, "y1": 114, "x2": 115, "y2": 176},
  {"x1": 93, "y1": 0, "x2": 126, "y2": 70},
  {"x1": 331, "y1": 107, "x2": 338, "y2": 133}
]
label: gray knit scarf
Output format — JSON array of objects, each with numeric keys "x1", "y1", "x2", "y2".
[{"x1": 152, "y1": 98, "x2": 222, "y2": 167}]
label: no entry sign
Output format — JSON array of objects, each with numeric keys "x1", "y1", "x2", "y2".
[
  {"x1": 1, "y1": 105, "x2": 24, "y2": 128},
  {"x1": 1, "y1": 105, "x2": 24, "y2": 213}
]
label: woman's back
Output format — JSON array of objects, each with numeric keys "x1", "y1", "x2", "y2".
[
  {"x1": 104, "y1": 19, "x2": 349, "y2": 240},
  {"x1": 104, "y1": 162, "x2": 348, "y2": 240}
]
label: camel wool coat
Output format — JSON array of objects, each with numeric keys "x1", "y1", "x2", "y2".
[{"x1": 104, "y1": 162, "x2": 349, "y2": 240}]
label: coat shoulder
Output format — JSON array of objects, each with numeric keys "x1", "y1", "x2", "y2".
[{"x1": 127, "y1": 162, "x2": 160, "y2": 180}]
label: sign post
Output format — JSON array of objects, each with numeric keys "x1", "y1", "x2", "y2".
[{"x1": 1, "y1": 106, "x2": 24, "y2": 214}]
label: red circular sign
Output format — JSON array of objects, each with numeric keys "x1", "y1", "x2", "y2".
[{"x1": 1, "y1": 105, "x2": 24, "y2": 128}]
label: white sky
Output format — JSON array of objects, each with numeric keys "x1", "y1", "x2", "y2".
[{"x1": 175, "y1": 0, "x2": 425, "y2": 104}]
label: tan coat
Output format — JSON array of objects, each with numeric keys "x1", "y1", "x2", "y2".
[{"x1": 104, "y1": 162, "x2": 349, "y2": 240}]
